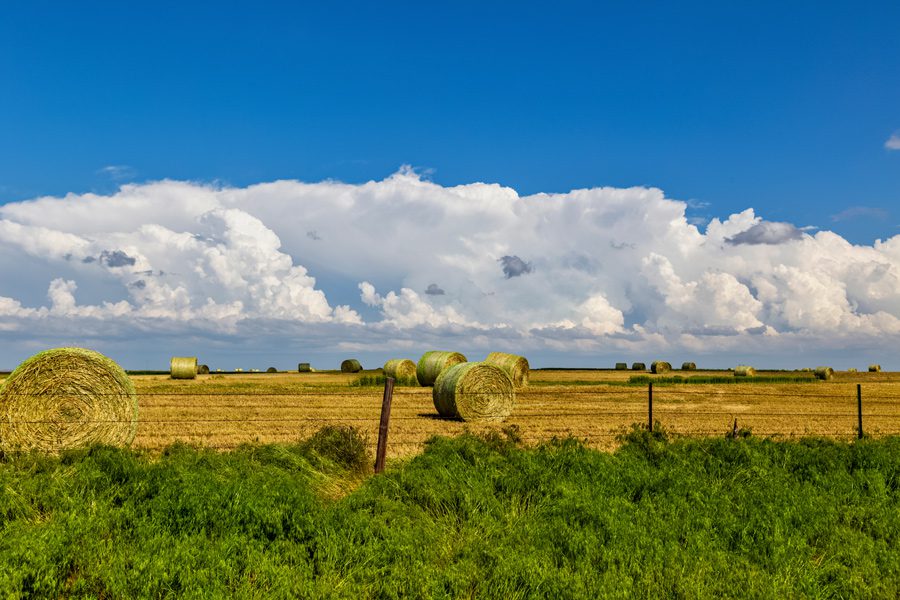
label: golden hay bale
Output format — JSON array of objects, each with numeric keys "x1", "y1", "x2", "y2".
[
  {"x1": 848, "y1": 368, "x2": 858, "y2": 373},
  {"x1": 340, "y1": 359, "x2": 362, "y2": 373},
  {"x1": 681, "y1": 362, "x2": 697, "y2": 371},
  {"x1": 483, "y1": 352, "x2": 530, "y2": 388},
  {"x1": 869, "y1": 364, "x2": 881, "y2": 373},
  {"x1": 197, "y1": 364, "x2": 210, "y2": 375},
  {"x1": 432, "y1": 362, "x2": 515, "y2": 422},
  {"x1": 651, "y1": 361, "x2": 672, "y2": 374},
  {"x1": 383, "y1": 359, "x2": 417, "y2": 382},
  {"x1": 632, "y1": 362, "x2": 646, "y2": 371},
  {"x1": 815, "y1": 366, "x2": 834, "y2": 381},
  {"x1": 0, "y1": 348, "x2": 138, "y2": 453},
  {"x1": 615, "y1": 362, "x2": 628, "y2": 370},
  {"x1": 416, "y1": 351, "x2": 467, "y2": 386},
  {"x1": 734, "y1": 365, "x2": 756, "y2": 377},
  {"x1": 298, "y1": 363, "x2": 312, "y2": 373},
  {"x1": 266, "y1": 367, "x2": 278, "y2": 373},
  {"x1": 170, "y1": 356, "x2": 197, "y2": 380}
]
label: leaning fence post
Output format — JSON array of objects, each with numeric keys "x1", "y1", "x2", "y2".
[
  {"x1": 375, "y1": 377, "x2": 395, "y2": 474},
  {"x1": 648, "y1": 382, "x2": 653, "y2": 432},
  {"x1": 857, "y1": 383, "x2": 863, "y2": 440}
]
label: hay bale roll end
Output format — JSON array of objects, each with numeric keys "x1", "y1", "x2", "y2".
[
  {"x1": 0, "y1": 347, "x2": 138, "y2": 453},
  {"x1": 433, "y1": 362, "x2": 515, "y2": 422}
]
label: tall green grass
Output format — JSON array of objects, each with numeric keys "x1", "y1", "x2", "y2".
[{"x1": 0, "y1": 430, "x2": 898, "y2": 597}]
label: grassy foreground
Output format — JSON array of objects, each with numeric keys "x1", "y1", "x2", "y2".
[{"x1": 1, "y1": 429, "x2": 898, "y2": 599}]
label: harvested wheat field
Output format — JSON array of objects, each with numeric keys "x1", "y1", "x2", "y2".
[{"x1": 121, "y1": 368, "x2": 900, "y2": 460}]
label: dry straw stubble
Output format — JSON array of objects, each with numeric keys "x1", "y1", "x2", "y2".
[
  {"x1": 170, "y1": 357, "x2": 198, "y2": 379},
  {"x1": 416, "y1": 351, "x2": 467, "y2": 386},
  {"x1": 0, "y1": 347, "x2": 138, "y2": 453},
  {"x1": 432, "y1": 362, "x2": 515, "y2": 422},
  {"x1": 483, "y1": 352, "x2": 530, "y2": 387},
  {"x1": 383, "y1": 359, "x2": 418, "y2": 382}
]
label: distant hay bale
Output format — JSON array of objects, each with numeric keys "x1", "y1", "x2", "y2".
[
  {"x1": 651, "y1": 361, "x2": 672, "y2": 374},
  {"x1": 869, "y1": 364, "x2": 881, "y2": 373},
  {"x1": 615, "y1": 362, "x2": 628, "y2": 370},
  {"x1": 483, "y1": 352, "x2": 530, "y2": 388},
  {"x1": 0, "y1": 347, "x2": 138, "y2": 453},
  {"x1": 734, "y1": 365, "x2": 756, "y2": 377},
  {"x1": 197, "y1": 364, "x2": 210, "y2": 375},
  {"x1": 170, "y1": 356, "x2": 197, "y2": 380},
  {"x1": 340, "y1": 359, "x2": 362, "y2": 373},
  {"x1": 266, "y1": 367, "x2": 278, "y2": 373},
  {"x1": 681, "y1": 362, "x2": 697, "y2": 371},
  {"x1": 815, "y1": 366, "x2": 834, "y2": 381},
  {"x1": 383, "y1": 359, "x2": 417, "y2": 382},
  {"x1": 298, "y1": 363, "x2": 311, "y2": 373},
  {"x1": 848, "y1": 368, "x2": 858, "y2": 373},
  {"x1": 416, "y1": 351, "x2": 468, "y2": 386},
  {"x1": 632, "y1": 362, "x2": 646, "y2": 371},
  {"x1": 432, "y1": 362, "x2": 515, "y2": 422}
]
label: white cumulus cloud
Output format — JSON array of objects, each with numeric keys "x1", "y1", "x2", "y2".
[{"x1": 0, "y1": 168, "x2": 899, "y2": 367}]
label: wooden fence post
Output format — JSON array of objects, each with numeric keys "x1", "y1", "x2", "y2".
[
  {"x1": 648, "y1": 382, "x2": 653, "y2": 432},
  {"x1": 857, "y1": 383, "x2": 863, "y2": 440},
  {"x1": 375, "y1": 377, "x2": 395, "y2": 474}
]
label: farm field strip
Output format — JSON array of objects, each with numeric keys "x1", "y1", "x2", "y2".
[{"x1": 123, "y1": 371, "x2": 900, "y2": 456}]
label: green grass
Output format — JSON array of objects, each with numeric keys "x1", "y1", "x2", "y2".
[
  {"x1": 1, "y1": 430, "x2": 898, "y2": 598},
  {"x1": 350, "y1": 374, "x2": 419, "y2": 387},
  {"x1": 628, "y1": 374, "x2": 819, "y2": 385}
]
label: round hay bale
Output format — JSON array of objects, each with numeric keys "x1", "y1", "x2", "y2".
[
  {"x1": 197, "y1": 364, "x2": 210, "y2": 375},
  {"x1": 298, "y1": 363, "x2": 312, "y2": 373},
  {"x1": 615, "y1": 362, "x2": 628, "y2": 370},
  {"x1": 631, "y1": 362, "x2": 646, "y2": 371},
  {"x1": 0, "y1": 347, "x2": 138, "y2": 453},
  {"x1": 416, "y1": 351, "x2": 467, "y2": 386},
  {"x1": 432, "y1": 362, "x2": 515, "y2": 422},
  {"x1": 383, "y1": 359, "x2": 417, "y2": 382},
  {"x1": 170, "y1": 356, "x2": 197, "y2": 380},
  {"x1": 815, "y1": 366, "x2": 834, "y2": 381},
  {"x1": 483, "y1": 352, "x2": 529, "y2": 388},
  {"x1": 340, "y1": 359, "x2": 362, "y2": 373},
  {"x1": 681, "y1": 362, "x2": 697, "y2": 371},
  {"x1": 651, "y1": 361, "x2": 672, "y2": 374},
  {"x1": 848, "y1": 368, "x2": 858, "y2": 373},
  {"x1": 734, "y1": 365, "x2": 756, "y2": 377},
  {"x1": 266, "y1": 367, "x2": 278, "y2": 373},
  {"x1": 869, "y1": 364, "x2": 881, "y2": 373}
]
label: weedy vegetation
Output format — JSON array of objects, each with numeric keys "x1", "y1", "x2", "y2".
[{"x1": 0, "y1": 430, "x2": 898, "y2": 597}]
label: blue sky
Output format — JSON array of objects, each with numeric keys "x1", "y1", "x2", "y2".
[
  {"x1": 1, "y1": 2, "x2": 899, "y2": 370},
  {"x1": 2, "y1": 2, "x2": 898, "y2": 243}
]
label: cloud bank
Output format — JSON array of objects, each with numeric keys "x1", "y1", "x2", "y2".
[{"x1": 1, "y1": 168, "x2": 899, "y2": 367}]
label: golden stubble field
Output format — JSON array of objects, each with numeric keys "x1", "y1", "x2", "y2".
[{"x1": 120, "y1": 369, "x2": 900, "y2": 459}]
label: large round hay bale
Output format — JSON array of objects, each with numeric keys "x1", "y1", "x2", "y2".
[
  {"x1": 632, "y1": 362, "x2": 646, "y2": 371},
  {"x1": 298, "y1": 363, "x2": 312, "y2": 373},
  {"x1": 170, "y1": 356, "x2": 197, "y2": 380},
  {"x1": 197, "y1": 364, "x2": 210, "y2": 375},
  {"x1": 266, "y1": 367, "x2": 278, "y2": 373},
  {"x1": 383, "y1": 359, "x2": 417, "y2": 382},
  {"x1": 734, "y1": 365, "x2": 756, "y2": 377},
  {"x1": 432, "y1": 362, "x2": 515, "y2": 422},
  {"x1": 416, "y1": 351, "x2": 467, "y2": 386},
  {"x1": 0, "y1": 348, "x2": 138, "y2": 453},
  {"x1": 483, "y1": 352, "x2": 529, "y2": 388},
  {"x1": 340, "y1": 359, "x2": 362, "y2": 373},
  {"x1": 815, "y1": 366, "x2": 834, "y2": 381},
  {"x1": 869, "y1": 364, "x2": 881, "y2": 373},
  {"x1": 651, "y1": 361, "x2": 672, "y2": 374},
  {"x1": 615, "y1": 362, "x2": 628, "y2": 370},
  {"x1": 681, "y1": 362, "x2": 697, "y2": 371}
]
